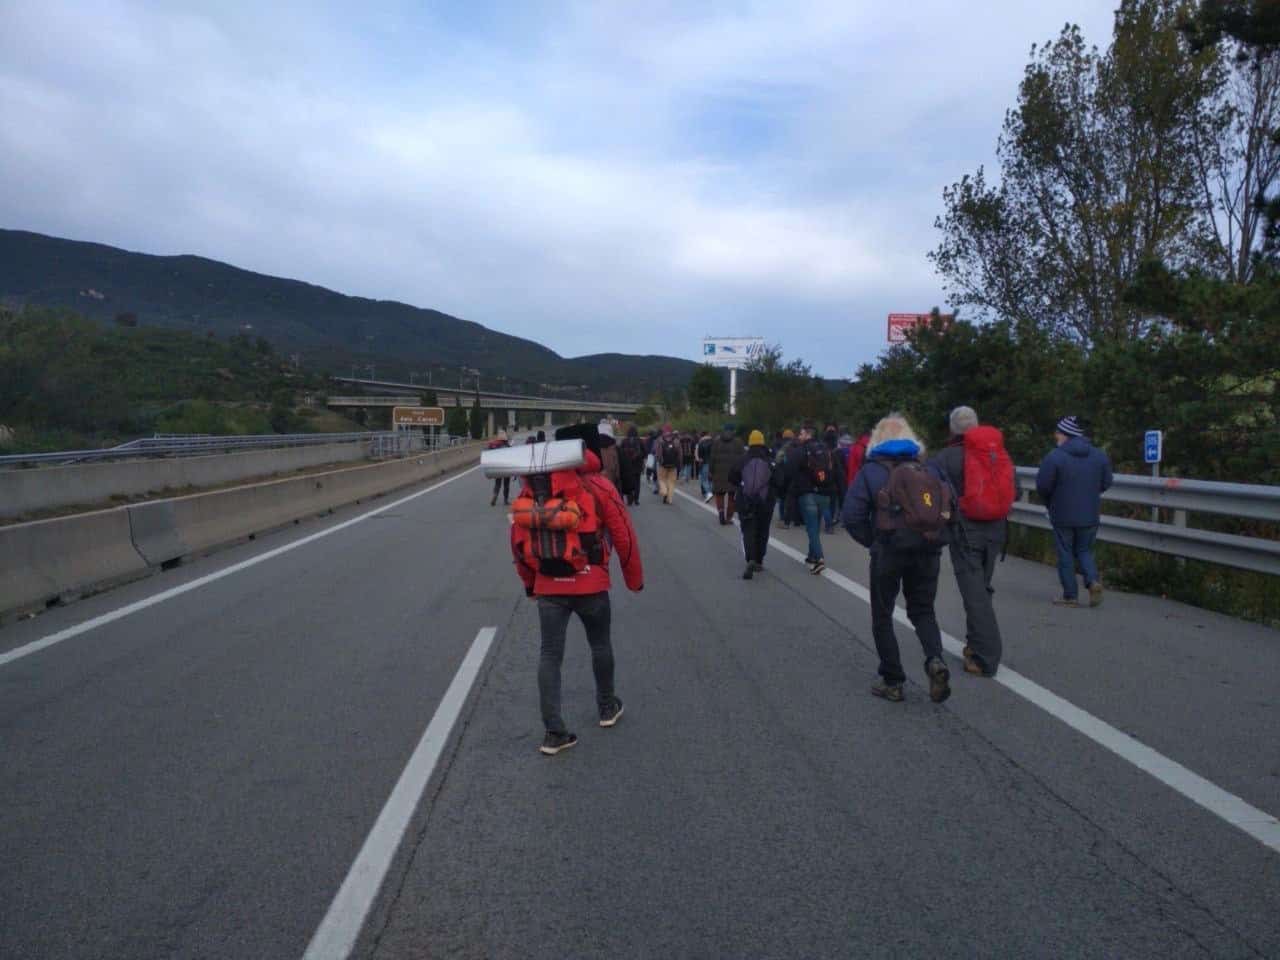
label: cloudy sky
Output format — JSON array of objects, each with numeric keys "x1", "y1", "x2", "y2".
[{"x1": 0, "y1": 1, "x2": 1118, "y2": 377}]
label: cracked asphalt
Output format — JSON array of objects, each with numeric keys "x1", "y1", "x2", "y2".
[{"x1": 1, "y1": 468, "x2": 1277, "y2": 959}]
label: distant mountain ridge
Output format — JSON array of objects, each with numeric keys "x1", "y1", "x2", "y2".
[{"x1": 0, "y1": 229, "x2": 696, "y2": 400}]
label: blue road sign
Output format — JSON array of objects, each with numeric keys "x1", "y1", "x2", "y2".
[{"x1": 1144, "y1": 430, "x2": 1162, "y2": 464}]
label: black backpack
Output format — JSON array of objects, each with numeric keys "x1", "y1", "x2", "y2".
[
  {"x1": 621, "y1": 437, "x2": 645, "y2": 465},
  {"x1": 804, "y1": 441, "x2": 832, "y2": 487},
  {"x1": 659, "y1": 435, "x2": 680, "y2": 467}
]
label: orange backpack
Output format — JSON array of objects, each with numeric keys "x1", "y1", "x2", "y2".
[{"x1": 513, "y1": 472, "x2": 605, "y2": 577}]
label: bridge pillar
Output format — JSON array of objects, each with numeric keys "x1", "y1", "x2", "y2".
[
  {"x1": 486, "y1": 411, "x2": 495, "y2": 437},
  {"x1": 508, "y1": 409, "x2": 517, "y2": 430},
  {"x1": 543, "y1": 410, "x2": 553, "y2": 430}
]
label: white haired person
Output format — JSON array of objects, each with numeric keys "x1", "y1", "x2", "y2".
[
  {"x1": 931, "y1": 406, "x2": 1016, "y2": 677},
  {"x1": 841, "y1": 413, "x2": 953, "y2": 704}
]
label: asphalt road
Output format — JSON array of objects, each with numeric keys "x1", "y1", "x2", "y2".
[{"x1": 1, "y1": 467, "x2": 1277, "y2": 959}]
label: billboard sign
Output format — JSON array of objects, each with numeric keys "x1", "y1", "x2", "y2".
[
  {"x1": 393, "y1": 406, "x2": 445, "y2": 427},
  {"x1": 701, "y1": 336, "x2": 766, "y2": 369},
  {"x1": 887, "y1": 313, "x2": 953, "y2": 344}
]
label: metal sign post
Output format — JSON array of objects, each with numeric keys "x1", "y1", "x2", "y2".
[{"x1": 1144, "y1": 430, "x2": 1163, "y2": 522}]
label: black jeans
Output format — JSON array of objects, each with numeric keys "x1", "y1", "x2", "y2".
[
  {"x1": 492, "y1": 476, "x2": 510, "y2": 501},
  {"x1": 948, "y1": 526, "x2": 1003, "y2": 675},
  {"x1": 739, "y1": 499, "x2": 774, "y2": 565},
  {"x1": 869, "y1": 542, "x2": 944, "y2": 686},
  {"x1": 537, "y1": 593, "x2": 615, "y2": 734}
]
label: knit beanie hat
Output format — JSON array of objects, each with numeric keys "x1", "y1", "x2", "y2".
[
  {"x1": 1056, "y1": 416, "x2": 1084, "y2": 438},
  {"x1": 748, "y1": 429, "x2": 765, "y2": 447}
]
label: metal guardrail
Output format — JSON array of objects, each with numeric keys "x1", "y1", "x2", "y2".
[
  {"x1": 1011, "y1": 467, "x2": 1280, "y2": 576},
  {"x1": 325, "y1": 396, "x2": 421, "y2": 407},
  {"x1": 0, "y1": 431, "x2": 463, "y2": 468}
]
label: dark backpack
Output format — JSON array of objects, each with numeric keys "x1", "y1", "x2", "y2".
[
  {"x1": 874, "y1": 460, "x2": 953, "y2": 549},
  {"x1": 659, "y1": 435, "x2": 680, "y2": 467},
  {"x1": 620, "y1": 437, "x2": 645, "y2": 465},
  {"x1": 740, "y1": 457, "x2": 772, "y2": 505},
  {"x1": 804, "y1": 441, "x2": 832, "y2": 487}
]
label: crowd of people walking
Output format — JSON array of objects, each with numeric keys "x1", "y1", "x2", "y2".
[{"x1": 491, "y1": 408, "x2": 1113, "y2": 754}]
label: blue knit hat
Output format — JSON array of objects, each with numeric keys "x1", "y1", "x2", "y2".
[{"x1": 1056, "y1": 416, "x2": 1084, "y2": 437}]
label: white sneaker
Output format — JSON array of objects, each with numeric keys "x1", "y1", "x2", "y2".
[{"x1": 704, "y1": 493, "x2": 713, "y2": 503}]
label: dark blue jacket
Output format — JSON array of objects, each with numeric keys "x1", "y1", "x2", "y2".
[
  {"x1": 1035, "y1": 436, "x2": 1113, "y2": 527},
  {"x1": 841, "y1": 440, "x2": 949, "y2": 548}
]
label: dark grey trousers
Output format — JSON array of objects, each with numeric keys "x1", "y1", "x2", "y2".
[
  {"x1": 537, "y1": 593, "x2": 615, "y2": 734},
  {"x1": 948, "y1": 526, "x2": 1004, "y2": 675}
]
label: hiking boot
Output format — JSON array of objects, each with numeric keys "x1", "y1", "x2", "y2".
[
  {"x1": 963, "y1": 655, "x2": 990, "y2": 677},
  {"x1": 490, "y1": 494, "x2": 498, "y2": 506},
  {"x1": 1052, "y1": 596, "x2": 1079, "y2": 607},
  {"x1": 1088, "y1": 581, "x2": 1104, "y2": 607},
  {"x1": 753, "y1": 561, "x2": 764, "y2": 571},
  {"x1": 871, "y1": 679, "x2": 904, "y2": 702},
  {"x1": 539, "y1": 731, "x2": 578, "y2": 756},
  {"x1": 704, "y1": 492, "x2": 713, "y2": 503},
  {"x1": 926, "y1": 657, "x2": 951, "y2": 703},
  {"x1": 810, "y1": 559, "x2": 826, "y2": 575},
  {"x1": 599, "y1": 699, "x2": 624, "y2": 728},
  {"x1": 742, "y1": 563, "x2": 754, "y2": 580}
]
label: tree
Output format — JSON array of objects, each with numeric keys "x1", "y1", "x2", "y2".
[
  {"x1": 838, "y1": 312, "x2": 1086, "y2": 461},
  {"x1": 735, "y1": 346, "x2": 828, "y2": 435},
  {"x1": 468, "y1": 395, "x2": 485, "y2": 439},
  {"x1": 445, "y1": 405, "x2": 468, "y2": 437},
  {"x1": 632, "y1": 404, "x2": 659, "y2": 426},
  {"x1": 932, "y1": 2, "x2": 1220, "y2": 345},
  {"x1": 687, "y1": 364, "x2": 728, "y2": 412}
]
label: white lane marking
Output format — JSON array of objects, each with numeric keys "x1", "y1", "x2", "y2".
[
  {"x1": 302, "y1": 626, "x2": 498, "y2": 960},
  {"x1": 673, "y1": 487, "x2": 1280, "y2": 853},
  {"x1": 0, "y1": 466, "x2": 481, "y2": 670}
]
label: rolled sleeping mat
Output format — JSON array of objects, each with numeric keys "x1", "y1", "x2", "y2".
[{"x1": 481, "y1": 439, "x2": 584, "y2": 478}]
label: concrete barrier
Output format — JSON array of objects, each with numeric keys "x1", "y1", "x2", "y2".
[
  {"x1": 0, "y1": 441, "x2": 369, "y2": 520},
  {"x1": 0, "y1": 443, "x2": 481, "y2": 618},
  {"x1": 0, "y1": 509, "x2": 150, "y2": 613}
]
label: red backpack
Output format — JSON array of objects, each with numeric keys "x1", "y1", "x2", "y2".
[
  {"x1": 512, "y1": 471, "x2": 605, "y2": 577},
  {"x1": 958, "y1": 425, "x2": 1015, "y2": 521}
]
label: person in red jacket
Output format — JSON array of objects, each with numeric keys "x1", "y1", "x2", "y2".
[
  {"x1": 847, "y1": 430, "x2": 871, "y2": 489},
  {"x1": 511, "y1": 423, "x2": 644, "y2": 756}
]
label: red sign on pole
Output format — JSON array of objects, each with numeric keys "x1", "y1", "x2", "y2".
[{"x1": 887, "y1": 313, "x2": 952, "y2": 344}]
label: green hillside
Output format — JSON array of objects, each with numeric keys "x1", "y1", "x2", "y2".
[
  {"x1": 0, "y1": 305, "x2": 358, "y2": 452},
  {"x1": 0, "y1": 229, "x2": 697, "y2": 400}
]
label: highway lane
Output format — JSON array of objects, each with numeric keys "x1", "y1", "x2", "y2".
[
  {"x1": 0, "y1": 466, "x2": 508, "y2": 959},
  {"x1": 370, "y1": 481, "x2": 1279, "y2": 959},
  {"x1": 2, "y1": 469, "x2": 1278, "y2": 958}
]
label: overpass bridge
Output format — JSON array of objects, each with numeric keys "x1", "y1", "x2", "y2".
[
  {"x1": 0, "y1": 457, "x2": 1276, "y2": 958},
  {"x1": 327, "y1": 376, "x2": 642, "y2": 434}
]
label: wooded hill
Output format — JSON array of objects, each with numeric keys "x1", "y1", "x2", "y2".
[{"x1": 0, "y1": 229, "x2": 697, "y2": 401}]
